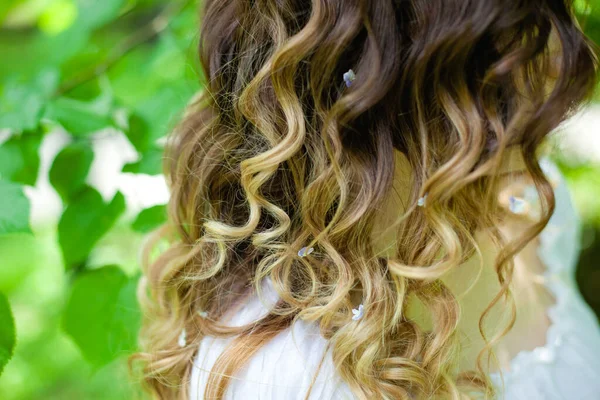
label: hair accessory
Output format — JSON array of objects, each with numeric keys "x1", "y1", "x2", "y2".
[
  {"x1": 509, "y1": 196, "x2": 528, "y2": 214},
  {"x1": 178, "y1": 328, "x2": 187, "y2": 348},
  {"x1": 298, "y1": 246, "x2": 315, "y2": 257},
  {"x1": 417, "y1": 193, "x2": 428, "y2": 207},
  {"x1": 343, "y1": 69, "x2": 356, "y2": 87},
  {"x1": 352, "y1": 304, "x2": 364, "y2": 321},
  {"x1": 198, "y1": 310, "x2": 209, "y2": 318}
]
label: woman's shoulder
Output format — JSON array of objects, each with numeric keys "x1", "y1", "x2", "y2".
[{"x1": 190, "y1": 288, "x2": 355, "y2": 399}]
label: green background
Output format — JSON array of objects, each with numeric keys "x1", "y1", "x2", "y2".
[{"x1": 0, "y1": 1, "x2": 599, "y2": 399}]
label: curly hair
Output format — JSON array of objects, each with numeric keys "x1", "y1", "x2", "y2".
[{"x1": 133, "y1": 0, "x2": 598, "y2": 399}]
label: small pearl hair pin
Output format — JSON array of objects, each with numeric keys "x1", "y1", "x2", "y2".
[
  {"x1": 298, "y1": 246, "x2": 315, "y2": 257},
  {"x1": 352, "y1": 304, "x2": 364, "y2": 321},
  {"x1": 417, "y1": 193, "x2": 428, "y2": 207},
  {"x1": 509, "y1": 196, "x2": 528, "y2": 215},
  {"x1": 178, "y1": 328, "x2": 187, "y2": 348},
  {"x1": 198, "y1": 310, "x2": 208, "y2": 318},
  {"x1": 343, "y1": 69, "x2": 356, "y2": 87}
]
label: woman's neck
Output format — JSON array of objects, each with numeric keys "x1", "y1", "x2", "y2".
[{"x1": 370, "y1": 148, "x2": 551, "y2": 373}]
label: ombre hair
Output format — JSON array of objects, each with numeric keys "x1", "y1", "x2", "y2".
[{"x1": 133, "y1": 0, "x2": 598, "y2": 399}]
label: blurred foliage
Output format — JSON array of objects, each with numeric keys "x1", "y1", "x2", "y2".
[
  {"x1": 63, "y1": 266, "x2": 140, "y2": 367},
  {"x1": 0, "y1": 293, "x2": 16, "y2": 376},
  {"x1": 132, "y1": 205, "x2": 167, "y2": 234},
  {"x1": 0, "y1": 0, "x2": 201, "y2": 398},
  {"x1": 0, "y1": 0, "x2": 599, "y2": 399}
]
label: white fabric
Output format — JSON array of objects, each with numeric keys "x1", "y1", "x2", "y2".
[
  {"x1": 488, "y1": 159, "x2": 600, "y2": 400},
  {"x1": 190, "y1": 159, "x2": 600, "y2": 399}
]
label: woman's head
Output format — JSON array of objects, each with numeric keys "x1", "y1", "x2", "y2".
[{"x1": 135, "y1": 1, "x2": 598, "y2": 399}]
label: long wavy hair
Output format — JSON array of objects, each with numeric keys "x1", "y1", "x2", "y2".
[{"x1": 133, "y1": 0, "x2": 598, "y2": 399}]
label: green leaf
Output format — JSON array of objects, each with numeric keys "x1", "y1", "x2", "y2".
[
  {"x1": 0, "y1": 180, "x2": 31, "y2": 235},
  {"x1": 61, "y1": 78, "x2": 103, "y2": 102},
  {"x1": 0, "y1": 21, "x2": 87, "y2": 79},
  {"x1": 0, "y1": 68, "x2": 60, "y2": 132},
  {"x1": 134, "y1": 82, "x2": 196, "y2": 144},
  {"x1": 125, "y1": 113, "x2": 151, "y2": 153},
  {"x1": 169, "y1": 2, "x2": 202, "y2": 50},
  {"x1": 44, "y1": 96, "x2": 115, "y2": 136},
  {"x1": 58, "y1": 187, "x2": 126, "y2": 269},
  {"x1": 132, "y1": 205, "x2": 167, "y2": 233},
  {"x1": 63, "y1": 266, "x2": 140, "y2": 367},
  {"x1": 34, "y1": 24, "x2": 91, "y2": 73},
  {"x1": 577, "y1": 1, "x2": 600, "y2": 51},
  {"x1": 74, "y1": 0, "x2": 126, "y2": 31},
  {"x1": 0, "y1": 128, "x2": 43, "y2": 186},
  {"x1": 49, "y1": 141, "x2": 94, "y2": 201},
  {"x1": 108, "y1": 30, "x2": 200, "y2": 142},
  {"x1": 0, "y1": 292, "x2": 16, "y2": 376},
  {"x1": 0, "y1": 82, "x2": 43, "y2": 132},
  {"x1": 122, "y1": 147, "x2": 164, "y2": 175}
]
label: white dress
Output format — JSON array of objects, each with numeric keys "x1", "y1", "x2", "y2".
[{"x1": 190, "y1": 160, "x2": 600, "y2": 400}]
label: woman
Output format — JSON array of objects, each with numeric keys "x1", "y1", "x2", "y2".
[{"x1": 135, "y1": 0, "x2": 600, "y2": 399}]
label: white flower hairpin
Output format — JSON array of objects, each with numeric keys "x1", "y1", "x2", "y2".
[
  {"x1": 178, "y1": 328, "x2": 187, "y2": 348},
  {"x1": 417, "y1": 193, "x2": 428, "y2": 207},
  {"x1": 509, "y1": 195, "x2": 528, "y2": 215},
  {"x1": 343, "y1": 69, "x2": 356, "y2": 87},
  {"x1": 298, "y1": 246, "x2": 315, "y2": 257},
  {"x1": 352, "y1": 304, "x2": 364, "y2": 321}
]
